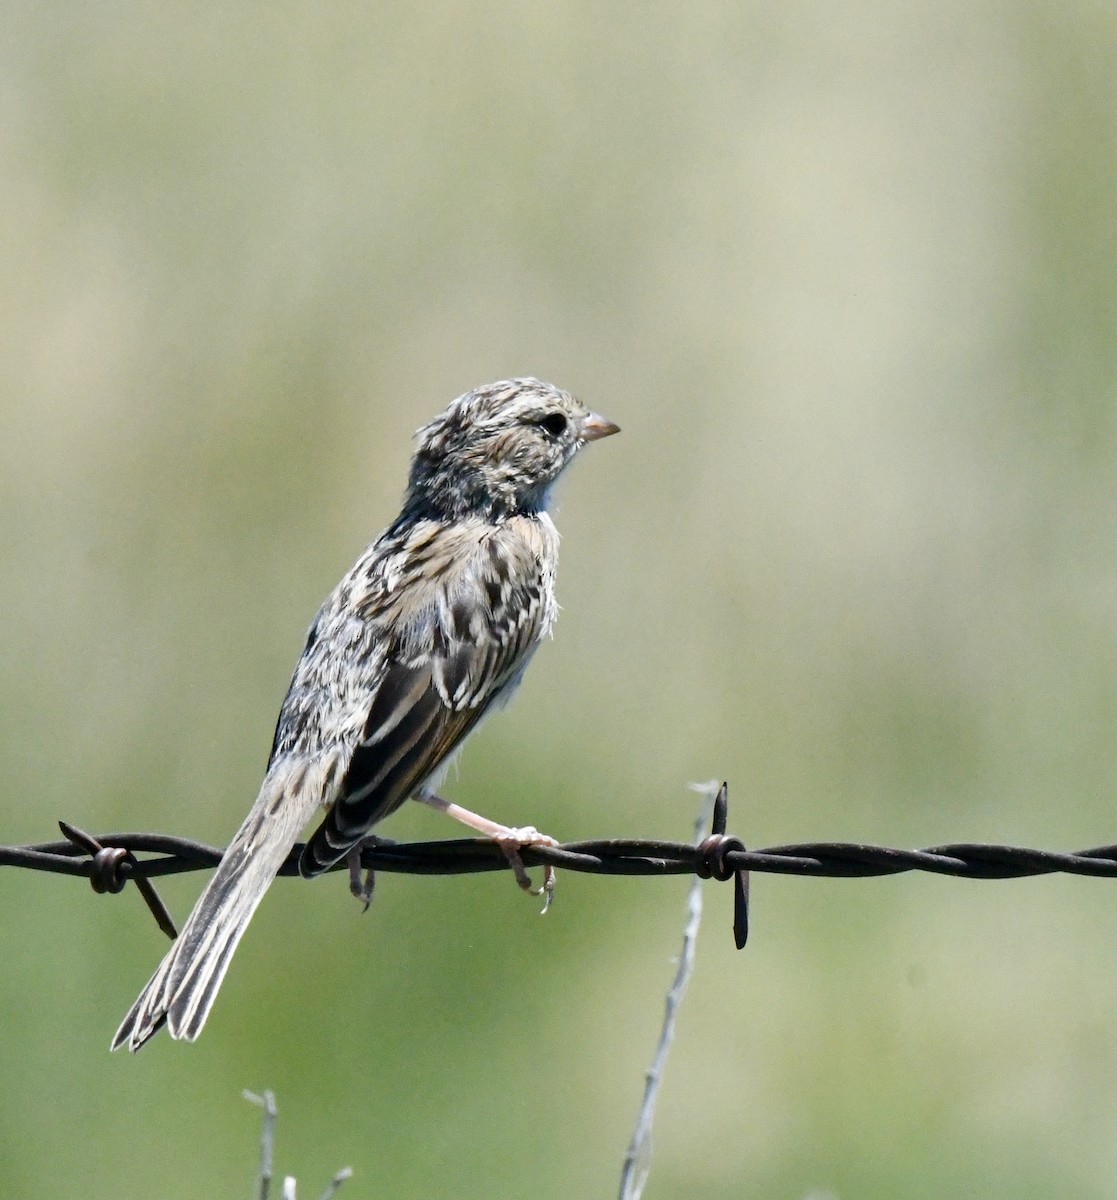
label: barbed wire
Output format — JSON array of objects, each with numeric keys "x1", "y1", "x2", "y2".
[{"x1": 2, "y1": 784, "x2": 1114, "y2": 950}]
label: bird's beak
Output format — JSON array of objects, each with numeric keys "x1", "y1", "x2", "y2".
[{"x1": 581, "y1": 412, "x2": 621, "y2": 442}]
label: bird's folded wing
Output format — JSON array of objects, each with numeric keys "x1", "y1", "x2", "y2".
[{"x1": 299, "y1": 532, "x2": 549, "y2": 874}]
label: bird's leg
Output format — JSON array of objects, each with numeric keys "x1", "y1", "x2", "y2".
[
  {"x1": 347, "y1": 844, "x2": 376, "y2": 911},
  {"x1": 344, "y1": 834, "x2": 398, "y2": 909},
  {"x1": 414, "y1": 788, "x2": 557, "y2": 912}
]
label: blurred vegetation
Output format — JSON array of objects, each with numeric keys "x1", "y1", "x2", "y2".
[{"x1": 3, "y1": 1, "x2": 1117, "y2": 1196}]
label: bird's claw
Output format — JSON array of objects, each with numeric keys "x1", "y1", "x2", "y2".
[
  {"x1": 347, "y1": 844, "x2": 375, "y2": 911},
  {"x1": 491, "y1": 826, "x2": 558, "y2": 913}
]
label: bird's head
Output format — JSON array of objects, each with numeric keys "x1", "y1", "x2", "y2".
[{"x1": 407, "y1": 378, "x2": 619, "y2": 519}]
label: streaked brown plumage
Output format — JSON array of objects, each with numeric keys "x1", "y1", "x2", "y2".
[{"x1": 112, "y1": 378, "x2": 618, "y2": 1051}]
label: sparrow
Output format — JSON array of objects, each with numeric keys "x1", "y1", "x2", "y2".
[{"x1": 112, "y1": 378, "x2": 618, "y2": 1051}]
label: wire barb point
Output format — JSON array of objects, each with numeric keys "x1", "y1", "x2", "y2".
[{"x1": 57, "y1": 821, "x2": 178, "y2": 940}]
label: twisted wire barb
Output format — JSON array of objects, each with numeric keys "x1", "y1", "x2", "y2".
[{"x1": 1, "y1": 783, "x2": 1113, "y2": 946}]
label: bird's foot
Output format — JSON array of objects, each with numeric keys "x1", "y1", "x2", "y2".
[
  {"x1": 413, "y1": 789, "x2": 559, "y2": 912},
  {"x1": 347, "y1": 843, "x2": 376, "y2": 911},
  {"x1": 490, "y1": 826, "x2": 558, "y2": 913}
]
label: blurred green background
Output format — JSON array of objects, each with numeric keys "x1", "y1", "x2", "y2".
[{"x1": 3, "y1": 1, "x2": 1117, "y2": 1196}]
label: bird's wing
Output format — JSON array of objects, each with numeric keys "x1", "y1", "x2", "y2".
[{"x1": 298, "y1": 520, "x2": 554, "y2": 875}]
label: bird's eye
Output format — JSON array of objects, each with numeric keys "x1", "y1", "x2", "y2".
[{"x1": 538, "y1": 412, "x2": 568, "y2": 437}]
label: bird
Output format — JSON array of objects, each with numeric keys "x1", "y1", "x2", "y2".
[{"x1": 111, "y1": 378, "x2": 619, "y2": 1051}]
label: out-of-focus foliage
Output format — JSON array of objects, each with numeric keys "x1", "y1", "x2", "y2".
[{"x1": 3, "y1": 2, "x2": 1117, "y2": 1196}]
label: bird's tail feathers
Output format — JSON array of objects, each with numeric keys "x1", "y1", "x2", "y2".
[{"x1": 111, "y1": 767, "x2": 314, "y2": 1052}]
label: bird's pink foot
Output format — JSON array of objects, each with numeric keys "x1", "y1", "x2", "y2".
[{"x1": 490, "y1": 826, "x2": 558, "y2": 913}]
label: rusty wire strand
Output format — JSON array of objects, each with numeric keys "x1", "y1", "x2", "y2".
[
  {"x1": 6, "y1": 829, "x2": 1115, "y2": 880},
  {"x1": 1, "y1": 782, "x2": 1114, "y2": 946}
]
